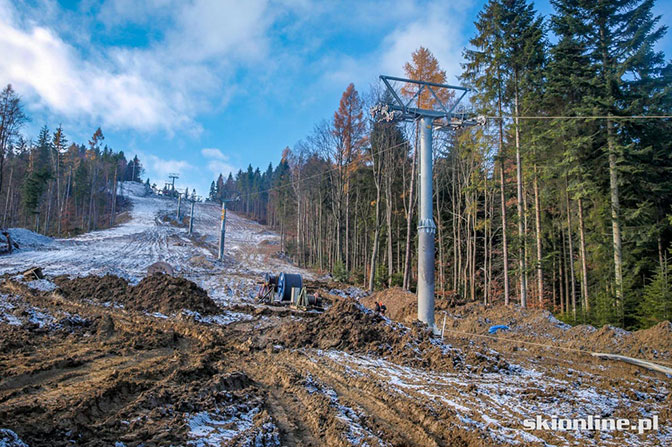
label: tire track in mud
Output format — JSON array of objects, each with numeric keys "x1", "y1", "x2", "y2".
[
  {"x1": 0, "y1": 279, "x2": 262, "y2": 446},
  {"x1": 242, "y1": 350, "x2": 487, "y2": 447}
]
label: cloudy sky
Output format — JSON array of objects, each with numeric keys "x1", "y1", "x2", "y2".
[{"x1": 2, "y1": 0, "x2": 671, "y2": 196}]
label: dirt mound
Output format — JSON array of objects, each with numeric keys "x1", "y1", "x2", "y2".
[
  {"x1": 362, "y1": 287, "x2": 453, "y2": 323},
  {"x1": 54, "y1": 274, "x2": 129, "y2": 304},
  {"x1": 443, "y1": 302, "x2": 672, "y2": 361},
  {"x1": 132, "y1": 273, "x2": 220, "y2": 315},
  {"x1": 55, "y1": 273, "x2": 220, "y2": 315},
  {"x1": 277, "y1": 299, "x2": 398, "y2": 352},
  {"x1": 271, "y1": 298, "x2": 507, "y2": 373}
]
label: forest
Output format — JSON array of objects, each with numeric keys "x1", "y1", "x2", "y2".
[
  {"x1": 208, "y1": 0, "x2": 672, "y2": 330},
  {"x1": 0, "y1": 86, "x2": 145, "y2": 237}
]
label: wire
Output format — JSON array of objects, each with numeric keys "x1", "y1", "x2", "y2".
[
  {"x1": 213, "y1": 114, "x2": 671, "y2": 202},
  {"x1": 486, "y1": 115, "x2": 672, "y2": 120}
]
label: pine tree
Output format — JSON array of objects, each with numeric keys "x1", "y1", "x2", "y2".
[
  {"x1": 22, "y1": 126, "x2": 52, "y2": 221},
  {"x1": 208, "y1": 181, "x2": 216, "y2": 201},
  {"x1": 463, "y1": 0, "x2": 545, "y2": 307}
]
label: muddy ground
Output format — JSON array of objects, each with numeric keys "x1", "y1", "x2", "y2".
[{"x1": 0, "y1": 273, "x2": 670, "y2": 447}]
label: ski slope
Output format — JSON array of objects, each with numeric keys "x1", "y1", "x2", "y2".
[{"x1": 0, "y1": 182, "x2": 309, "y2": 304}]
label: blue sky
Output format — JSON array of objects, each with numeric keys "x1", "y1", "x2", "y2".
[{"x1": 2, "y1": 0, "x2": 671, "y2": 196}]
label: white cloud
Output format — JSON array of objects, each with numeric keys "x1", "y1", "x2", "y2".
[
  {"x1": 142, "y1": 153, "x2": 195, "y2": 182},
  {"x1": 0, "y1": 0, "x2": 272, "y2": 133},
  {"x1": 317, "y1": 1, "x2": 473, "y2": 90},
  {"x1": 0, "y1": 18, "x2": 181, "y2": 131},
  {"x1": 379, "y1": 4, "x2": 468, "y2": 83},
  {"x1": 201, "y1": 148, "x2": 236, "y2": 178},
  {"x1": 201, "y1": 148, "x2": 227, "y2": 160},
  {"x1": 207, "y1": 160, "x2": 237, "y2": 178}
]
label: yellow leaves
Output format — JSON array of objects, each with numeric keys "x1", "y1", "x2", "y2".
[
  {"x1": 401, "y1": 47, "x2": 454, "y2": 110},
  {"x1": 85, "y1": 149, "x2": 97, "y2": 161}
]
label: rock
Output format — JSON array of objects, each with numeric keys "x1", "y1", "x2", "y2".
[{"x1": 147, "y1": 261, "x2": 174, "y2": 276}]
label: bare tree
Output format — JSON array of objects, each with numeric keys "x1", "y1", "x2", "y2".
[{"x1": 0, "y1": 84, "x2": 27, "y2": 196}]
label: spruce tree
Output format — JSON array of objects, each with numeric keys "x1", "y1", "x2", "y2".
[{"x1": 551, "y1": 0, "x2": 669, "y2": 318}]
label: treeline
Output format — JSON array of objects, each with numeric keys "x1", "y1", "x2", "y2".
[
  {"x1": 212, "y1": 0, "x2": 672, "y2": 330},
  {"x1": 0, "y1": 85, "x2": 144, "y2": 236}
]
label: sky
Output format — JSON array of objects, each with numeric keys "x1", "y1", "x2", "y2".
[{"x1": 1, "y1": 0, "x2": 671, "y2": 197}]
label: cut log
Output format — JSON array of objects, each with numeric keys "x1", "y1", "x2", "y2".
[
  {"x1": 22, "y1": 267, "x2": 44, "y2": 280},
  {"x1": 592, "y1": 352, "x2": 672, "y2": 376}
]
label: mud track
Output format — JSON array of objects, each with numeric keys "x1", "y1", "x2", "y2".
[{"x1": 1, "y1": 274, "x2": 670, "y2": 446}]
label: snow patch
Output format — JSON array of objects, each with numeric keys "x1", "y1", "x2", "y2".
[
  {"x1": 6, "y1": 228, "x2": 53, "y2": 249},
  {"x1": 0, "y1": 429, "x2": 28, "y2": 447},
  {"x1": 26, "y1": 279, "x2": 57, "y2": 292},
  {"x1": 0, "y1": 295, "x2": 21, "y2": 326},
  {"x1": 186, "y1": 405, "x2": 279, "y2": 447},
  {"x1": 181, "y1": 309, "x2": 253, "y2": 326}
]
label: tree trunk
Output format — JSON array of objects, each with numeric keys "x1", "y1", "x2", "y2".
[
  {"x1": 385, "y1": 169, "x2": 394, "y2": 288},
  {"x1": 403, "y1": 131, "x2": 418, "y2": 290},
  {"x1": 87, "y1": 166, "x2": 97, "y2": 231},
  {"x1": 565, "y1": 178, "x2": 576, "y2": 320},
  {"x1": 607, "y1": 118, "x2": 623, "y2": 303},
  {"x1": 369, "y1": 154, "x2": 383, "y2": 292},
  {"x1": 436, "y1": 173, "x2": 446, "y2": 299},
  {"x1": 483, "y1": 170, "x2": 489, "y2": 305},
  {"x1": 110, "y1": 165, "x2": 117, "y2": 226},
  {"x1": 533, "y1": 164, "x2": 544, "y2": 305},
  {"x1": 498, "y1": 94, "x2": 510, "y2": 305},
  {"x1": 578, "y1": 196, "x2": 589, "y2": 314},
  {"x1": 345, "y1": 177, "x2": 350, "y2": 272},
  {"x1": 514, "y1": 86, "x2": 527, "y2": 307},
  {"x1": 2, "y1": 166, "x2": 12, "y2": 227}
]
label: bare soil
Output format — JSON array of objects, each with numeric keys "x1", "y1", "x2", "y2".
[
  {"x1": 53, "y1": 273, "x2": 220, "y2": 316},
  {"x1": 1, "y1": 276, "x2": 670, "y2": 447},
  {"x1": 364, "y1": 288, "x2": 672, "y2": 363}
]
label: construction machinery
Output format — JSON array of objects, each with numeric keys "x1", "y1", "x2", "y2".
[{"x1": 257, "y1": 272, "x2": 323, "y2": 311}]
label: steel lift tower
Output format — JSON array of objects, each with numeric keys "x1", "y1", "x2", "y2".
[
  {"x1": 168, "y1": 173, "x2": 179, "y2": 192},
  {"x1": 372, "y1": 75, "x2": 483, "y2": 330}
]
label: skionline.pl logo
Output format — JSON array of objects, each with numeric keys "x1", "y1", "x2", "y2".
[{"x1": 523, "y1": 415, "x2": 659, "y2": 434}]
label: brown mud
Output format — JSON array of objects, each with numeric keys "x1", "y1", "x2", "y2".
[
  {"x1": 54, "y1": 273, "x2": 220, "y2": 315},
  {"x1": 1, "y1": 276, "x2": 670, "y2": 447},
  {"x1": 364, "y1": 288, "x2": 672, "y2": 362}
]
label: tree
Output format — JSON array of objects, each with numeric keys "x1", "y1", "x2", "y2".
[
  {"x1": 462, "y1": 1, "x2": 512, "y2": 304},
  {"x1": 209, "y1": 181, "x2": 217, "y2": 201},
  {"x1": 0, "y1": 84, "x2": 28, "y2": 195},
  {"x1": 402, "y1": 47, "x2": 452, "y2": 109},
  {"x1": 551, "y1": 0, "x2": 670, "y2": 313},
  {"x1": 332, "y1": 83, "x2": 367, "y2": 272},
  {"x1": 400, "y1": 47, "x2": 451, "y2": 290}
]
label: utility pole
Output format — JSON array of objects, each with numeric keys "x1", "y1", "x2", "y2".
[
  {"x1": 168, "y1": 173, "x2": 179, "y2": 192},
  {"x1": 189, "y1": 198, "x2": 196, "y2": 235},
  {"x1": 176, "y1": 191, "x2": 182, "y2": 222},
  {"x1": 218, "y1": 196, "x2": 239, "y2": 261},
  {"x1": 371, "y1": 75, "x2": 482, "y2": 330},
  {"x1": 218, "y1": 201, "x2": 227, "y2": 261},
  {"x1": 417, "y1": 116, "x2": 436, "y2": 327}
]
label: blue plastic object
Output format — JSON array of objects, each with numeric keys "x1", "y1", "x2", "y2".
[{"x1": 488, "y1": 325, "x2": 510, "y2": 334}]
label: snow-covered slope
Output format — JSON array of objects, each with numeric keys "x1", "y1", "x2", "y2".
[{"x1": 0, "y1": 181, "x2": 309, "y2": 304}]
